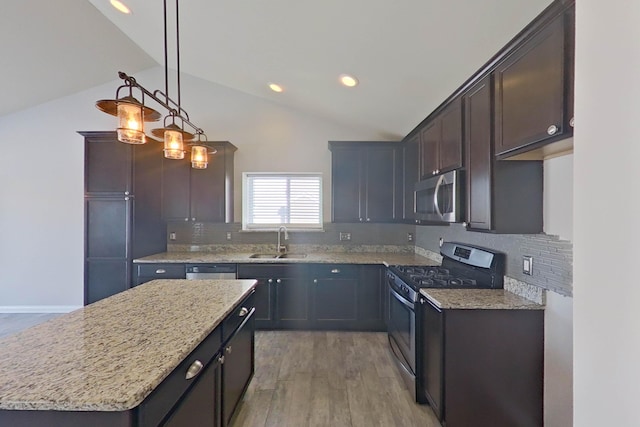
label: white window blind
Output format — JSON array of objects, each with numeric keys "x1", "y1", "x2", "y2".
[{"x1": 243, "y1": 173, "x2": 323, "y2": 230}]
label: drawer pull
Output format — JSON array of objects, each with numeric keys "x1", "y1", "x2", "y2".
[
  {"x1": 155, "y1": 269, "x2": 166, "y2": 274},
  {"x1": 226, "y1": 345, "x2": 233, "y2": 354},
  {"x1": 331, "y1": 269, "x2": 340, "y2": 274},
  {"x1": 547, "y1": 124, "x2": 558, "y2": 135},
  {"x1": 239, "y1": 307, "x2": 249, "y2": 317},
  {"x1": 218, "y1": 355, "x2": 225, "y2": 365},
  {"x1": 185, "y1": 360, "x2": 203, "y2": 380}
]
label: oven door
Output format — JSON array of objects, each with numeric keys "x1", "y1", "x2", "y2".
[{"x1": 387, "y1": 276, "x2": 417, "y2": 382}]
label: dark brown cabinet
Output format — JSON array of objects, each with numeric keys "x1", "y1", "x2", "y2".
[
  {"x1": 221, "y1": 308, "x2": 255, "y2": 427},
  {"x1": 237, "y1": 264, "x2": 308, "y2": 329},
  {"x1": 82, "y1": 131, "x2": 166, "y2": 305},
  {"x1": 419, "y1": 98, "x2": 463, "y2": 179},
  {"x1": 463, "y1": 75, "x2": 543, "y2": 233},
  {"x1": 494, "y1": 11, "x2": 571, "y2": 157},
  {"x1": 420, "y1": 298, "x2": 543, "y2": 427},
  {"x1": 329, "y1": 141, "x2": 401, "y2": 223},
  {"x1": 239, "y1": 263, "x2": 386, "y2": 331},
  {"x1": 162, "y1": 141, "x2": 236, "y2": 223}
]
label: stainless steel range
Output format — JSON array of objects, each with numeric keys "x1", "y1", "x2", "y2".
[{"x1": 386, "y1": 241, "x2": 505, "y2": 403}]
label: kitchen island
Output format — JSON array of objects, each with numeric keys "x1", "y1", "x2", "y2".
[{"x1": 0, "y1": 279, "x2": 257, "y2": 427}]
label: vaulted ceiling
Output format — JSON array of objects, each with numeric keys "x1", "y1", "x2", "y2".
[{"x1": 3, "y1": 0, "x2": 552, "y2": 138}]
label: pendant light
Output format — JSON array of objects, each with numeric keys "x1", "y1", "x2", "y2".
[
  {"x1": 96, "y1": 85, "x2": 160, "y2": 144},
  {"x1": 95, "y1": 0, "x2": 215, "y2": 169},
  {"x1": 190, "y1": 132, "x2": 217, "y2": 169}
]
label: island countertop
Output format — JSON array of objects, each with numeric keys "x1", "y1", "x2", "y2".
[
  {"x1": 421, "y1": 288, "x2": 545, "y2": 310},
  {"x1": 0, "y1": 279, "x2": 256, "y2": 412}
]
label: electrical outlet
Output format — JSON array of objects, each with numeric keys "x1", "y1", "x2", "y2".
[
  {"x1": 169, "y1": 232, "x2": 177, "y2": 241},
  {"x1": 226, "y1": 232, "x2": 232, "y2": 241},
  {"x1": 339, "y1": 232, "x2": 351, "y2": 241},
  {"x1": 407, "y1": 232, "x2": 414, "y2": 242},
  {"x1": 523, "y1": 256, "x2": 533, "y2": 275}
]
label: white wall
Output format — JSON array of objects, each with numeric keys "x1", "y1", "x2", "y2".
[
  {"x1": 0, "y1": 67, "x2": 374, "y2": 310},
  {"x1": 574, "y1": 1, "x2": 640, "y2": 425},
  {"x1": 542, "y1": 153, "x2": 574, "y2": 427}
]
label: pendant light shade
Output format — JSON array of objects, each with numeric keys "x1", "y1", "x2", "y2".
[
  {"x1": 116, "y1": 100, "x2": 145, "y2": 144},
  {"x1": 162, "y1": 125, "x2": 185, "y2": 159},
  {"x1": 191, "y1": 145, "x2": 208, "y2": 169}
]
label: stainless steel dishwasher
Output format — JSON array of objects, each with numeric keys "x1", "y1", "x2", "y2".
[{"x1": 185, "y1": 264, "x2": 237, "y2": 279}]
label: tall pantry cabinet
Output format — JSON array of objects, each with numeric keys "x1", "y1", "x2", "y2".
[{"x1": 81, "y1": 131, "x2": 166, "y2": 305}]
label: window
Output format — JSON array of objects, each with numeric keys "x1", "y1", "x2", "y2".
[{"x1": 242, "y1": 173, "x2": 323, "y2": 230}]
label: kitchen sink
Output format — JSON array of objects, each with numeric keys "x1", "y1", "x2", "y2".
[
  {"x1": 277, "y1": 253, "x2": 307, "y2": 259},
  {"x1": 248, "y1": 253, "x2": 308, "y2": 259},
  {"x1": 248, "y1": 253, "x2": 280, "y2": 259}
]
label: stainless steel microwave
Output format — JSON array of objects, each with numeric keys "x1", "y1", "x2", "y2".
[{"x1": 414, "y1": 170, "x2": 463, "y2": 223}]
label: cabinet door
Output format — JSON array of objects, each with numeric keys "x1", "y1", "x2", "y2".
[
  {"x1": 494, "y1": 14, "x2": 566, "y2": 156},
  {"x1": 421, "y1": 299, "x2": 444, "y2": 421},
  {"x1": 331, "y1": 148, "x2": 362, "y2": 222},
  {"x1": 439, "y1": 98, "x2": 463, "y2": 172},
  {"x1": 162, "y1": 158, "x2": 191, "y2": 221},
  {"x1": 402, "y1": 135, "x2": 419, "y2": 222},
  {"x1": 276, "y1": 278, "x2": 310, "y2": 328},
  {"x1": 190, "y1": 151, "x2": 226, "y2": 222},
  {"x1": 85, "y1": 197, "x2": 131, "y2": 304},
  {"x1": 222, "y1": 311, "x2": 255, "y2": 427},
  {"x1": 252, "y1": 278, "x2": 274, "y2": 328},
  {"x1": 357, "y1": 265, "x2": 384, "y2": 330},
  {"x1": 420, "y1": 121, "x2": 440, "y2": 179},
  {"x1": 364, "y1": 146, "x2": 398, "y2": 222},
  {"x1": 163, "y1": 360, "x2": 219, "y2": 427},
  {"x1": 84, "y1": 132, "x2": 132, "y2": 196},
  {"x1": 313, "y1": 277, "x2": 358, "y2": 326},
  {"x1": 464, "y1": 75, "x2": 493, "y2": 231}
]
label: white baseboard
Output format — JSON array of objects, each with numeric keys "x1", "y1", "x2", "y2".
[{"x1": 0, "y1": 305, "x2": 82, "y2": 314}]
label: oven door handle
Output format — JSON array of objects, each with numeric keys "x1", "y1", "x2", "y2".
[{"x1": 389, "y1": 285, "x2": 415, "y2": 309}]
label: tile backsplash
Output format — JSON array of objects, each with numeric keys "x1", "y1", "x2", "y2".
[{"x1": 167, "y1": 221, "x2": 573, "y2": 297}]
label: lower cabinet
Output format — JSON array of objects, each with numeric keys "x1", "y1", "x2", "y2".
[
  {"x1": 238, "y1": 263, "x2": 385, "y2": 331},
  {"x1": 420, "y1": 298, "x2": 543, "y2": 427}
]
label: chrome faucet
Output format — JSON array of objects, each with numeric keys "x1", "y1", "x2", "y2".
[{"x1": 277, "y1": 226, "x2": 288, "y2": 254}]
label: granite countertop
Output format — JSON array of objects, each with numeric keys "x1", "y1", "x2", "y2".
[
  {"x1": 134, "y1": 250, "x2": 438, "y2": 266},
  {"x1": 421, "y1": 289, "x2": 545, "y2": 310},
  {"x1": 0, "y1": 279, "x2": 256, "y2": 412}
]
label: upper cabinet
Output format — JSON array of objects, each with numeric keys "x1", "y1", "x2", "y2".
[
  {"x1": 329, "y1": 141, "x2": 401, "y2": 223},
  {"x1": 401, "y1": 133, "x2": 420, "y2": 222},
  {"x1": 494, "y1": 10, "x2": 571, "y2": 158},
  {"x1": 162, "y1": 141, "x2": 237, "y2": 223},
  {"x1": 419, "y1": 98, "x2": 463, "y2": 179}
]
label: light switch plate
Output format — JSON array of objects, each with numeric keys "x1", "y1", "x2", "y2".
[{"x1": 523, "y1": 256, "x2": 533, "y2": 275}]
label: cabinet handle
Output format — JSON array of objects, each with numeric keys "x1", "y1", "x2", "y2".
[
  {"x1": 155, "y1": 269, "x2": 166, "y2": 274},
  {"x1": 331, "y1": 269, "x2": 340, "y2": 274},
  {"x1": 313, "y1": 279, "x2": 318, "y2": 284},
  {"x1": 276, "y1": 279, "x2": 282, "y2": 284},
  {"x1": 547, "y1": 124, "x2": 559, "y2": 135},
  {"x1": 184, "y1": 218, "x2": 189, "y2": 221},
  {"x1": 569, "y1": 117, "x2": 574, "y2": 128},
  {"x1": 124, "y1": 191, "x2": 130, "y2": 196},
  {"x1": 420, "y1": 299, "x2": 426, "y2": 305},
  {"x1": 185, "y1": 360, "x2": 203, "y2": 380},
  {"x1": 239, "y1": 307, "x2": 249, "y2": 317},
  {"x1": 462, "y1": 222, "x2": 468, "y2": 228},
  {"x1": 191, "y1": 217, "x2": 196, "y2": 221},
  {"x1": 359, "y1": 218, "x2": 363, "y2": 222},
  {"x1": 218, "y1": 355, "x2": 225, "y2": 365},
  {"x1": 226, "y1": 345, "x2": 233, "y2": 354},
  {"x1": 268, "y1": 279, "x2": 273, "y2": 284},
  {"x1": 124, "y1": 196, "x2": 130, "y2": 201},
  {"x1": 366, "y1": 218, "x2": 370, "y2": 222}
]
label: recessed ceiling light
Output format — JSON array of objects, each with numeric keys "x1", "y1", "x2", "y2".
[
  {"x1": 339, "y1": 74, "x2": 359, "y2": 87},
  {"x1": 269, "y1": 83, "x2": 284, "y2": 93},
  {"x1": 110, "y1": 0, "x2": 131, "y2": 14}
]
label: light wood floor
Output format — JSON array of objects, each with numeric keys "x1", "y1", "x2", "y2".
[
  {"x1": 0, "y1": 313, "x2": 61, "y2": 339},
  {"x1": 231, "y1": 331, "x2": 440, "y2": 427}
]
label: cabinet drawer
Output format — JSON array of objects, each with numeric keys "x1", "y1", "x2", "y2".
[
  {"x1": 311, "y1": 264, "x2": 359, "y2": 279},
  {"x1": 237, "y1": 264, "x2": 305, "y2": 279},
  {"x1": 136, "y1": 264, "x2": 186, "y2": 279},
  {"x1": 137, "y1": 326, "x2": 222, "y2": 427},
  {"x1": 223, "y1": 292, "x2": 255, "y2": 343}
]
